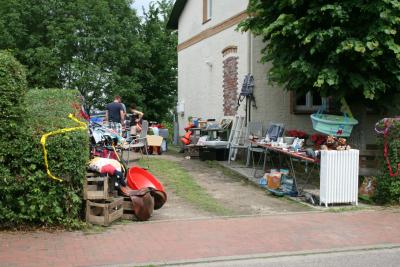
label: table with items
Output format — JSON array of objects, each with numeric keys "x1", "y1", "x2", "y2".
[
  {"x1": 250, "y1": 140, "x2": 319, "y2": 196},
  {"x1": 250, "y1": 139, "x2": 360, "y2": 206}
]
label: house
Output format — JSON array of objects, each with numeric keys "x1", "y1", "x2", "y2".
[{"x1": 167, "y1": 0, "x2": 383, "y2": 152}]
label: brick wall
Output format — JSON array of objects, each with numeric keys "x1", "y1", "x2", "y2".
[{"x1": 223, "y1": 56, "x2": 238, "y2": 116}]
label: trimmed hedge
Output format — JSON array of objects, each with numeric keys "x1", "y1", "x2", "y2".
[
  {"x1": 0, "y1": 51, "x2": 27, "y2": 173},
  {"x1": 0, "y1": 89, "x2": 89, "y2": 228},
  {"x1": 374, "y1": 120, "x2": 400, "y2": 204}
]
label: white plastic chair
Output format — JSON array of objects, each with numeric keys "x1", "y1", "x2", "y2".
[
  {"x1": 245, "y1": 121, "x2": 264, "y2": 166},
  {"x1": 122, "y1": 120, "x2": 149, "y2": 165}
]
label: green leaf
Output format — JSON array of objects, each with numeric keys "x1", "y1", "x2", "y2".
[{"x1": 366, "y1": 40, "x2": 379, "y2": 50}]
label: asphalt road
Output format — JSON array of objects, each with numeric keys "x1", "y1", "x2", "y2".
[{"x1": 179, "y1": 246, "x2": 400, "y2": 267}]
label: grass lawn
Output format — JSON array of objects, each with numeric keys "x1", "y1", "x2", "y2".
[{"x1": 139, "y1": 157, "x2": 234, "y2": 216}]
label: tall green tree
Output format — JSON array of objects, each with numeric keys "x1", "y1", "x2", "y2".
[
  {"x1": 240, "y1": 0, "x2": 400, "y2": 110},
  {"x1": 0, "y1": 0, "x2": 144, "y2": 110},
  {"x1": 138, "y1": 0, "x2": 177, "y2": 122}
]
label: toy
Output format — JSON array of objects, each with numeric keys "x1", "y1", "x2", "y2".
[
  {"x1": 336, "y1": 137, "x2": 351, "y2": 150},
  {"x1": 320, "y1": 135, "x2": 350, "y2": 151},
  {"x1": 320, "y1": 135, "x2": 338, "y2": 150}
]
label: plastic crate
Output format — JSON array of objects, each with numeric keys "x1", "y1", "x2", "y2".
[{"x1": 199, "y1": 147, "x2": 228, "y2": 161}]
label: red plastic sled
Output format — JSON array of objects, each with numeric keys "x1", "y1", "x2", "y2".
[
  {"x1": 127, "y1": 167, "x2": 167, "y2": 210},
  {"x1": 127, "y1": 167, "x2": 165, "y2": 191}
]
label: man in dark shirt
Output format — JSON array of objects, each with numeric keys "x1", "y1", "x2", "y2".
[{"x1": 105, "y1": 96, "x2": 125, "y2": 136}]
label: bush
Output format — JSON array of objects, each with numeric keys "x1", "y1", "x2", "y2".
[
  {"x1": 373, "y1": 120, "x2": 400, "y2": 204},
  {"x1": 0, "y1": 89, "x2": 89, "y2": 228},
  {"x1": 0, "y1": 50, "x2": 27, "y2": 173}
]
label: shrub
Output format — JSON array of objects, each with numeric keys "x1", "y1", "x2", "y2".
[
  {"x1": 0, "y1": 50, "x2": 27, "y2": 173},
  {"x1": 373, "y1": 120, "x2": 400, "y2": 204},
  {"x1": 0, "y1": 89, "x2": 89, "y2": 228}
]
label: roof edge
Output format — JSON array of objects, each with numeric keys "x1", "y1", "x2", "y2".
[{"x1": 166, "y1": 0, "x2": 187, "y2": 29}]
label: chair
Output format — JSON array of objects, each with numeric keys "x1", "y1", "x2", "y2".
[
  {"x1": 122, "y1": 120, "x2": 149, "y2": 165},
  {"x1": 244, "y1": 122, "x2": 263, "y2": 165}
]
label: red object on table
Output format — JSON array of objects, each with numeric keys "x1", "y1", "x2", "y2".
[{"x1": 286, "y1": 129, "x2": 308, "y2": 139}]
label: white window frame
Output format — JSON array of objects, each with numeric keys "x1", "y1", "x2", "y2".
[{"x1": 292, "y1": 91, "x2": 326, "y2": 114}]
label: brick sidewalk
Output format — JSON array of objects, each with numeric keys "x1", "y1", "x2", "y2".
[{"x1": 1, "y1": 211, "x2": 400, "y2": 267}]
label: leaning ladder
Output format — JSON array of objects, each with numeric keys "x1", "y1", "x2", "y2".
[{"x1": 228, "y1": 115, "x2": 246, "y2": 162}]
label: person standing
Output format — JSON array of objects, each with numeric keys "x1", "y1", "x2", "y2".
[{"x1": 105, "y1": 96, "x2": 125, "y2": 136}]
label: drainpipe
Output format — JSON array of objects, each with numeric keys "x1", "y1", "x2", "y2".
[
  {"x1": 247, "y1": 31, "x2": 252, "y2": 74},
  {"x1": 247, "y1": 30, "x2": 253, "y2": 124}
]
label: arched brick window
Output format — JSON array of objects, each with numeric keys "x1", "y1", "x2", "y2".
[{"x1": 222, "y1": 46, "x2": 238, "y2": 116}]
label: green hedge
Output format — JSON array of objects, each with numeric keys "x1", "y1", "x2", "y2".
[
  {"x1": 0, "y1": 89, "x2": 89, "y2": 228},
  {"x1": 0, "y1": 51, "x2": 27, "y2": 173},
  {"x1": 374, "y1": 120, "x2": 400, "y2": 204}
]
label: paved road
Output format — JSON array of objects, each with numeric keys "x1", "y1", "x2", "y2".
[
  {"x1": 1, "y1": 211, "x2": 400, "y2": 267},
  {"x1": 181, "y1": 246, "x2": 400, "y2": 267}
]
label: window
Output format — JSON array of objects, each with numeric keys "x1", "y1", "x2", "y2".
[
  {"x1": 291, "y1": 91, "x2": 326, "y2": 114},
  {"x1": 203, "y1": 0, "x2": 212, "y2": 23}
]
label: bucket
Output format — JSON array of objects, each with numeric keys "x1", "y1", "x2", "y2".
[
  {"x1": 267, "y1": 173, "x2": 281, "y2": 189},
  {"x1": 259, "y1": 177, "x2": 267, "y2": 188}
]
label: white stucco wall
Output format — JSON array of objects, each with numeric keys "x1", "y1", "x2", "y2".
[
  {"x1": 250, "y1": 37, "x2": 314, "y2": 134},
  {"x1": 177, "y1": 27, "x2": 249, "y2": 133},
  {"x1": 178, "y1": 0, "x2": 248, "y2": 43},
  {"x1": 176, "y1": 0, "x2": 249, "y2": 134}
]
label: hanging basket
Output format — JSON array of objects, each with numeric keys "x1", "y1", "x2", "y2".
[{"x1": 310, "y1": 113, "x2": 358, "y2": 137}]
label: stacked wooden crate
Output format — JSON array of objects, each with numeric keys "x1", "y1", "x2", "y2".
[
  {"x1": 121, "y1": 196, "x2": 135, "y2": 220},
  {"x1": 84, "y1": 172, "x2": 123, "y2": 226}
]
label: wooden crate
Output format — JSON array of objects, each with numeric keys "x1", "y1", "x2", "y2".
[
  {"x1": 86, "y1": 197, "x2": 123, "y2": 226},
  {"x1": 122, "y1": 196, "x2": 136, "y2": 220},
  {"x1": 83, "y1": 172, "x2": 113, "y2": 200}
]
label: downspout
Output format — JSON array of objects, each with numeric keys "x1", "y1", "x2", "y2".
[
  {"x1": 247, "y1": 31, "x2": 252, "y2": 74},
  {"x1": 247, "y1": 30, "x2": 253, "y2": 124}
]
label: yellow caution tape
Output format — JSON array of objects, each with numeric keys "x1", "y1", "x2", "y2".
[{"x1": 40, "y1": 114, "x2": 87, "y2": 182}]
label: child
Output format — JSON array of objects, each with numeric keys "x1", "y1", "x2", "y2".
[{"x1": 129, "y1": 103, "x2": 144, "y2": 137}]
